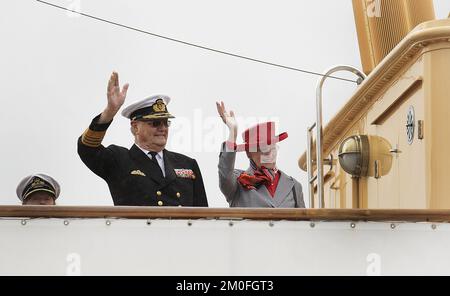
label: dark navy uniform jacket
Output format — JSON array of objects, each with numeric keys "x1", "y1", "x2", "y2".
[{"x1": 77, "y1": 115, "x2": 208, "y2": 207}]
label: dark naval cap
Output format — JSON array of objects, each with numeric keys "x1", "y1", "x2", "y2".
[
  {"x1": 121, "y1": 95, "x2": 175, "y2": 121},
  {"x1": 16, "y1": 174, "x2": 60, "y2": 202}
]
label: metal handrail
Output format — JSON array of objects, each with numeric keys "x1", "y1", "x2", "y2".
[
  {"x1": 306, "y1": 123, "x2": 316, "y2": 208},
  {"x1": 307, "y1": 65, "x2": 366, "y2": 208}
]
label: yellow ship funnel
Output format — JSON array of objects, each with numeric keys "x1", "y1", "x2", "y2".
[{"x1": 352, "y1": 0, "x2": 435, "y2": 75}]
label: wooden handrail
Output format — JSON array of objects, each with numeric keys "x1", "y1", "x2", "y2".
[{"x1": 1, "y1": 206, "x2": 450, "y2": 222}]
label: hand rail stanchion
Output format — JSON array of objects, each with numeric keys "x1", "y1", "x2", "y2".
[
  {"x1": 306, "y1": 123, "x2": 316, "y2": 208},
  {"x1": 314, "y1": 65, "x2": 366, "y2": 208}
]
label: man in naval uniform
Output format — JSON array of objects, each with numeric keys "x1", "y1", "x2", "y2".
[
  {"x1": 16, "y1": 173, "x2": 60, "y2": 205},
  {"x1": 77, "y1": 72, "x2": 208, "y2": 207}
]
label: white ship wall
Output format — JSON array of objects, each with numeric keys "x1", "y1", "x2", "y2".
[{"x1": 0, "y1": 218, "x2": 448, "y2": 275}]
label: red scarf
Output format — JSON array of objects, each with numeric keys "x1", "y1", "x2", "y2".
[{"x1": 237, "y1": 160, "x2": 278, "y2": 191}]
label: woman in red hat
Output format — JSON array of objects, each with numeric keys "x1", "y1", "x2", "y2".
[{"x1": 216, "y1": 101, "x2": 305, "y2": 208}]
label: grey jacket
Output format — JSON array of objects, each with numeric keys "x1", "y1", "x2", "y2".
[{"x1": 218, "y1": 144, "x2": 305, "y2": 208}]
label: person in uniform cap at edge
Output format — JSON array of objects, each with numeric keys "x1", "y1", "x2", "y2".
[
  {"x1": 16, "y1": 173, "x2": 60, "y2": 205},
  {"x1": 216, "y1": 101, "x2": 305, "y2": 208},
  {"x1": 77, "y1": 72, "x2": 208, "y2": 207}
]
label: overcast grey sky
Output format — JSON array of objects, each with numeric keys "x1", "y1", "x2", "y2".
[{"x1": 1, "y1": 0, "x2": 449, "y2": 207}]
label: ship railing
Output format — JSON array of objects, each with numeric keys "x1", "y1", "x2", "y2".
[
  {"x1": 307, "y1": 65, "x2": 366, "y2": 208},
  {"x1": 1, "y1": 206, "x2": 450, "y2": 223}
]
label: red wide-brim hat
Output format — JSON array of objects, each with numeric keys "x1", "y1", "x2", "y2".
[{"x1": 227, "y1": 121, "x2": 288, "y2": 152}]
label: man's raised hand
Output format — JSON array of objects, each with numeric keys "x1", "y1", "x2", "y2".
[{"x1": 100, "y1": 72, "x2": 129, "y2": 123}]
